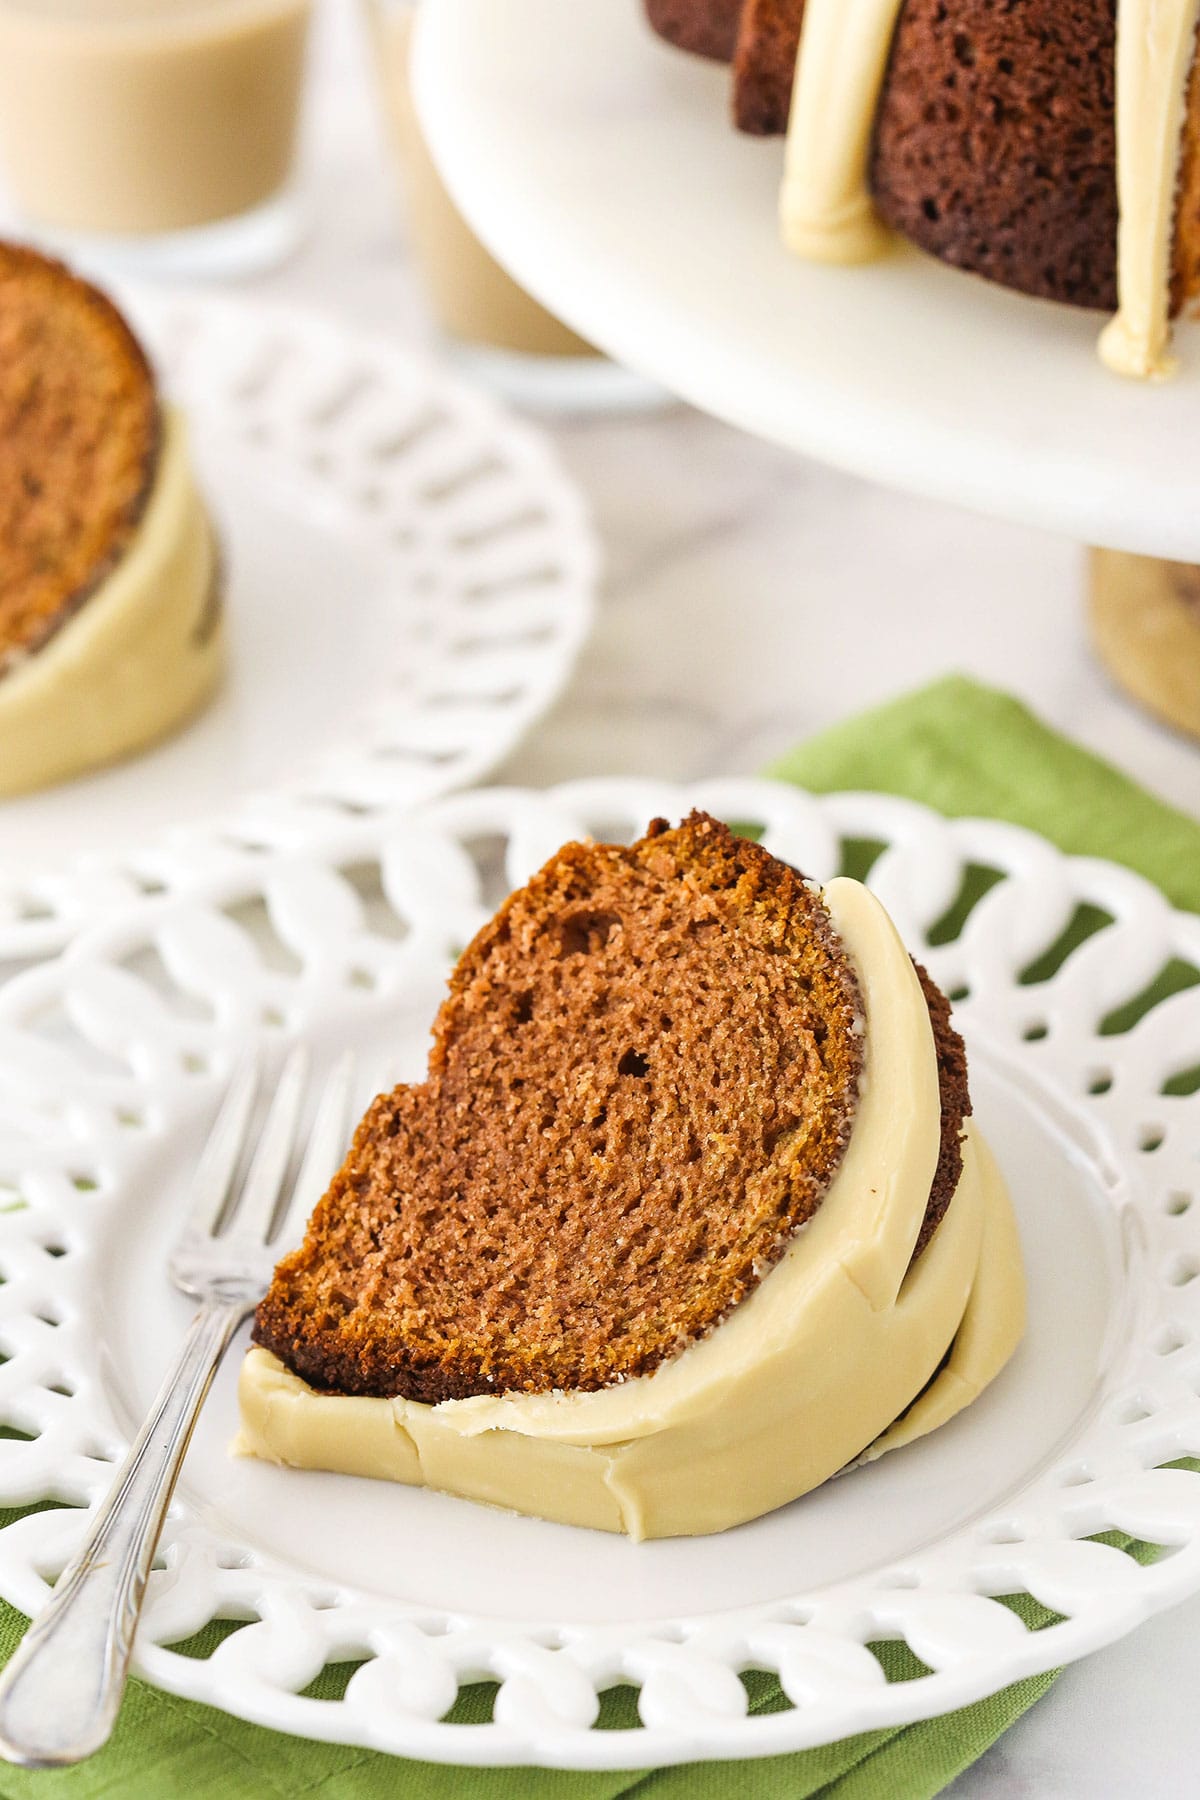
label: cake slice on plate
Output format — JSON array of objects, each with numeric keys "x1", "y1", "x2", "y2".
[
  {"x1": 239, "y1": 813, "x2": 1024, "y2": 1538},
  {"x1": 0, "y1": 242, "x2": 223, "y2": 796}
]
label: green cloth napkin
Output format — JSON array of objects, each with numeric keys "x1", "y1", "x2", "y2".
[{"x1": 2, "y1": 673, "x2": 1197, "y2": 1800}]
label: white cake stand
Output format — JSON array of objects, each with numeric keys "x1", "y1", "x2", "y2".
[{"x1": 412, "y1": 0, "x2": 1200, "y2": 567}]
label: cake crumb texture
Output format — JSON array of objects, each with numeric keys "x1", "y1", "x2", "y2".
[
  {"x1": 0, "y1": 243, "x2": 160, "y2": 672},
  {"x1": 255, "y1": 813, "x2": 867, "y2": 1403}
]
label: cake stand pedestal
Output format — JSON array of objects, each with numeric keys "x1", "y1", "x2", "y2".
[
  {"x1": 411, "y1": 0, "x2": 1200, "y2": 744},
  {"x1": 1089, "y1": 553, "x2": 1200, "y2": 742}
]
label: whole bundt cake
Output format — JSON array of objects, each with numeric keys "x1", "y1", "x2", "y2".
[{"x1": 644, "y1": 0, "x2": 1200, "y2": 378}]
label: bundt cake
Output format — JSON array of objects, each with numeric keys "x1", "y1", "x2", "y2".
[
  {"x1": 238, "y1": 813, "x2": 1024, "y2": 1538},
  {"x1": 0, "y1": 243, "x2": 223, "y2": 795},
  {"x1": 644, "y1": 0, "x2": 1200, "y2": 379}
]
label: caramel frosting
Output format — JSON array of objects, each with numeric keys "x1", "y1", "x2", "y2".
[
  {"x1": 236, "y1": 878, "x2": 1025, "y2": 1539},
  {"x1": 0, "y1": 406, "x2": 224, "y2": 797}
]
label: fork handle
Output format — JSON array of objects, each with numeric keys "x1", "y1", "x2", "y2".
[{"x1": 0, "y1": 1296, "x2": 252, "y2": 1768}]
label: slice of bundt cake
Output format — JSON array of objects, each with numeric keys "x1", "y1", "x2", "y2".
[
  {"x1": 242, "y1": 813, "x2": 1024, "y2": 1537},
  {"x1": 1, "y1": 245, "x2": 159, "y2": 664},
  {"x1": 0, "y1": 243, "x2": 223, "y2": 795}
]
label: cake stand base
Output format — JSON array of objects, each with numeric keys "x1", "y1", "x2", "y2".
[{"x1": 1089, "y1": 550, "x2": 1200, "y2": 743}]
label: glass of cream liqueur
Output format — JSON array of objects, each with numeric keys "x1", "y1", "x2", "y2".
[
  {"x1": 367, "y1": 0, "x2": 664, "y2": 415},
  {"x1": 0, "y1": 0, "x2": 312, "y2": 278}
]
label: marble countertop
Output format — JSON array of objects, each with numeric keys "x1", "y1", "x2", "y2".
[{"x1": 5, "y1": 1, "x2": 1200, "y2": 1790}]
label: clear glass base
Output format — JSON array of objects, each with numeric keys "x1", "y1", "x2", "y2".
[
  {"x1": 445, "y1": 341, "x2": 674, "y2": 419},
  {"x1": 16, "y1": 186, "x2": 307, "y2": 284}
]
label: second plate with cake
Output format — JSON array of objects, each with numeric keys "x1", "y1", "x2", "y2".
[{"x1": 0, "y1": 281, "x2": 596, "y2": 957}]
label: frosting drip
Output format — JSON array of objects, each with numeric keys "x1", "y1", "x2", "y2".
[
  {"x1": 1100, "y1": 0, "x2": 1200, "y2": 379},
  {"x1": 779, "y1": 0, "x2": 906, "y2": 263}
]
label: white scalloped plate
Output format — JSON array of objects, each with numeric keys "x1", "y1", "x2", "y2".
[
  {"x1": 0, "y1": 778, "x2": 1198, "y2": 1768},
  {"x1": 0, "y1": 286, "x2": 596, "y2": 958}
]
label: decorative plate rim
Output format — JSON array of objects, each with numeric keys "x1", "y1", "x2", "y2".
[{"x1": 0, "y1": 777, "x2": 1198, "y2": 1767}]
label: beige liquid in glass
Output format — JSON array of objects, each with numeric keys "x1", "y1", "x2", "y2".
[
  {"x1": 374, "y1": 5, "x2": 593, "y2": 358},
  {"x1": 0, "y1": 0, "x2": 311, "y2": 235}
]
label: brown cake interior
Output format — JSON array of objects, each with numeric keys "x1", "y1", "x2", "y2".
[
  {"x1": 255, "y1": 813, "x2": 868, "y2": 1403},
  {"x1": 0, "y1": 242, "x2": 160, "y2": 674}
]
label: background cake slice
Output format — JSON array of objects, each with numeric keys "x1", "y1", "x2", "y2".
[{"x1": 0, "y1": 242, "x2": 223, "y2": 796}]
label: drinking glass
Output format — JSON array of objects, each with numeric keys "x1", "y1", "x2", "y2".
[
  {"x1": 364, "y1": 0, "x2": 664, "y2": 415},
  {"x1": 0, "y1": 0, "x2": 313, "y2": 279}
]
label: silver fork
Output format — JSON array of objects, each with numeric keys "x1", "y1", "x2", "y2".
[{"x1": 0, "y1": 1044, "x2": 353, "y2": 1769}]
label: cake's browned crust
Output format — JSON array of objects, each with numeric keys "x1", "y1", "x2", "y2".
[
  {"x1": 643, "y1": 0, "x2": 743, "y2": 62},
  {"x1": 0, "y1": 242, "x2": 160, "y2": 674},
  {"x1": 732, "y1": 0, "x2": 802, "y2": 136},
  {"x1": 255, "y1": 813, "x2": 868, "y2": 1403},
  {"x1": 911, "y1": 960, "x2": 970, "y2": 1258},
  {"x1": 870, "y1": 0, "x2": 1123, "y2": 312}
]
